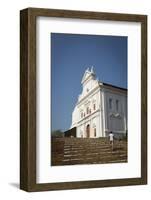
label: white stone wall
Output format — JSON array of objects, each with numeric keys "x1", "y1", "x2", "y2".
[{"x1": 103, "y1": 87, "x2": 127, "y2": 137}]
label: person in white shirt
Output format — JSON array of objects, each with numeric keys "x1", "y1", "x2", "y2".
[{"x1": 109, "y1": 131, "x2": 114, "y2": 150}]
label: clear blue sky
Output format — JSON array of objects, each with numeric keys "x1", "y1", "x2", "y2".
[{"x1": 51, "y1": 33, "x2": 127, "y2": 132}]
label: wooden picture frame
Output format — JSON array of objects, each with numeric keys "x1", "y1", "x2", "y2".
[{"x1": 20, "y1": 7, "x2": 147, "y2": 192}]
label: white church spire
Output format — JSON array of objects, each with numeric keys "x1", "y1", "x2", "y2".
[
  {"x1": 86, "y1": 67, "x2": 89, "y2": 71},
  {"x1": 81, "y1": 66, "x2": 96, "y2": 84},
  {"x1": 91, "y1": 66, "x2": 94, "y2": 73}
]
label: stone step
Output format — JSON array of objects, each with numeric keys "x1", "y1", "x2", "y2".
[
  {"x1": 51, "y1": 138, "x2": 127, "y2": 166},
  {"x1": 53, "y1": 156, "x2": 127, "y2": 166},
  {"x1": 51, "y1": 154, "x2": 127, "y2": 163},
  {"x1": 52, "y1": 152, "x2": 127, "y2": 162},
  {"x1": 63, "y1": 144, "x2": 127, "y2": 149},
  {"x1": 54, "y1": 151, "x2": 127, "y2": 157},
  {"x1": 62, "y1": 156, "x2": 127, "y2": 163},
  {"x1": 62, "y1": 147, "x2": 127, "y2": 153},
  {"x1": 63, "y1": 148, "x2": 125, "y2": 154},
  {"x1": 63, "y1": 141, "x2": 127, "y2": 145}
]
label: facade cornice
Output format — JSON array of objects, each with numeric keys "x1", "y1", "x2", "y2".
[
  {"x1": 77, "y1": 84, "x2": 101, "y2": 106},
  {"x1": 77, "y1": 108, "x2": 100, "y2": 124}
]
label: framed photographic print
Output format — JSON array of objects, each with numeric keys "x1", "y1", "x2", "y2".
[{"x1": 20, "y1": 8, "x2": 147, "y2": 191}]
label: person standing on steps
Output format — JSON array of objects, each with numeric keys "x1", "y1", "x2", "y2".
[{"x1": 109, "y1": 131, "x2": 114, "y2": 151}]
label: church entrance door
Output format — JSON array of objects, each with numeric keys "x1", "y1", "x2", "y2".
[{"x1": 86, "y1": 124, "x2": 90, "y2": 138}]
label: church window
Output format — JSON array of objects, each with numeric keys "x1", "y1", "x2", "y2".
[
  {"x1": 116, "y1": 100, "x2": 119, "y2": 111},
  {"x1": 89, "y1": 109, "x2": 91, "y2": 114},
  {"x1": 81, "y1": 112, "x2": 83, "y2": 118},
  {"x1": 87, "y1": 107, "x2": 89, "y2": 114},
  {"x1": 109, "y1": 98, "x2": 112, "y2": 109},
  {"x1": 93, "y1": 104, "x2": 96, "y2": 110}
]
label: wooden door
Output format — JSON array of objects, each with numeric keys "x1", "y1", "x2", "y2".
[{"x1": 86, "y1": 124, "x2": 90, "y2": 138}]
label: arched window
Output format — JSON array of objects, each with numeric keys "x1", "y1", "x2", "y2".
[{"x1": 93, "y1": 104, "x2": 96, "y2": 110}]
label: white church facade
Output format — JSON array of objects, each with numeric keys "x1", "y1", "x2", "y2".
[{"x1": 70, "y1": 67, "x2": 127, "y2": 138}]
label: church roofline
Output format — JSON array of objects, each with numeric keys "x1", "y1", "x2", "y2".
[
  {"x1": 102, "y1": 82, "x2": 127, "y2": 91},
  {"x1": 77, "y1": 81, "x2": 127, "y2": 106}
]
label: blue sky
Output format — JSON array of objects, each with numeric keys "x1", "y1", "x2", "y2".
[{"x1": 51, "y1": 33, "x2": 127, "y2": 132}]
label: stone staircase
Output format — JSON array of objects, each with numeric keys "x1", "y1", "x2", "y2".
[{"x1": 51, "y1": 137, "x2": 127, "y2": 166}]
